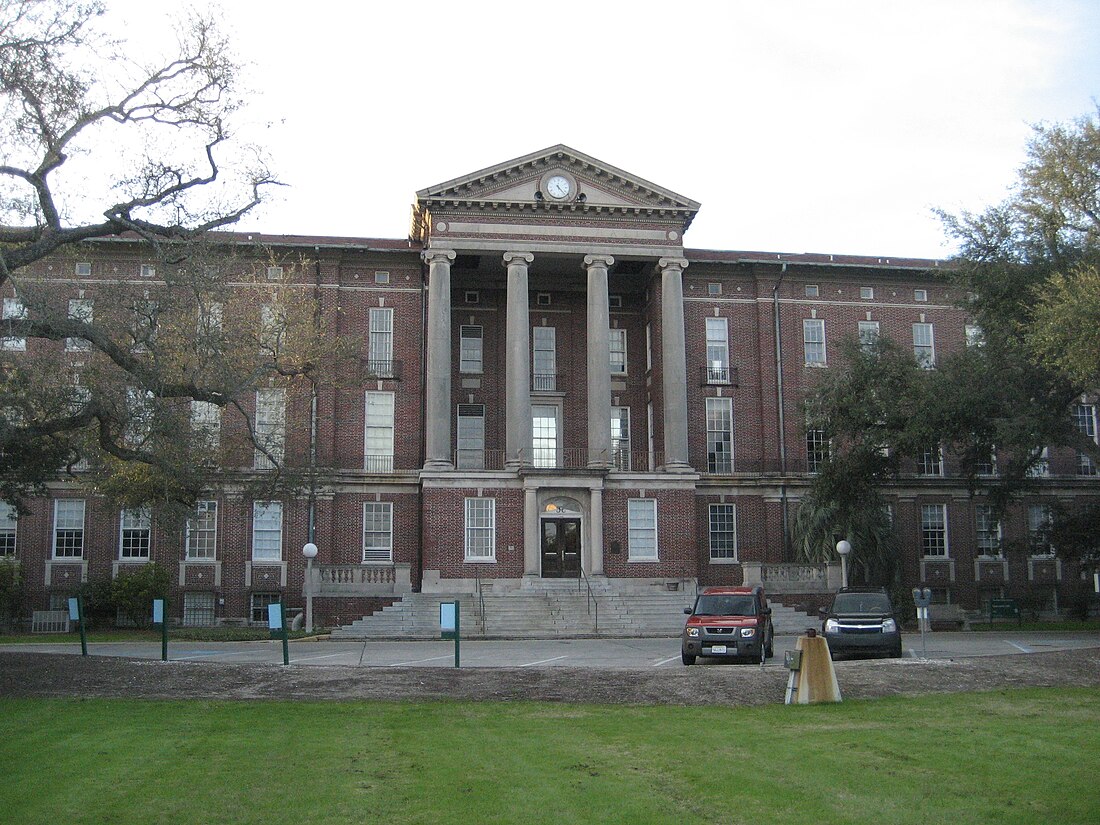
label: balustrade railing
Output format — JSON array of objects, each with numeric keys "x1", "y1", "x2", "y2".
[{"x1": 313, "y1": 563, "x2": 411, "y2": 595}]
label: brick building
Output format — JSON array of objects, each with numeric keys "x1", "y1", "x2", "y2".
[{"x1": 3, "y1": 145, "x2": 1097, "y2": 628}]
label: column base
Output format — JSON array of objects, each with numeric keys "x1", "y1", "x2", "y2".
[
  {"x1": 423, "y1": 459, "x2": 455, "y2": 471},
  {"x1": 660, "y1": 461, "x2": 694, "y2": 473}
]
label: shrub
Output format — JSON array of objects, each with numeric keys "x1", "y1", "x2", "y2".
[
  {"x1": 111, "y1": 562, "x2": 170, "y2": 629},
  {"x1": 0, "y1": 558, "x2": 24, "y2": 631}
]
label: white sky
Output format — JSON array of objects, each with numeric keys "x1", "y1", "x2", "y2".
[{"x1": 105, "y1": 0, "x2": 1100, "y2": 259}]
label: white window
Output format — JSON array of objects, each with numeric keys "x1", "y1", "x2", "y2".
[
  {"x1": 706, "y1": 397, "x2": 733, "y2": 474},
  {"x1": 1027, "y1": 505, "x2": 1054, "y2": 556},
  {"x1": 805, "y1": 284, "x2": 819, "y2": 298},
  {"x1": 914, "y1": 289, "x2": 928, "y2": 302},
  {"x1": 460, "y1": 325, "x2": 483, "y2": 374},
  {"x1": 464, "y1": 498, "x2": 495, "y2": 561},
  {"x1": 53, "y1": 499, "x2": 85, "y2": 558},
  {"x1": 707, "y1": 282, "x2": 722, "y2": 297},
  {"x1": 532, "y1": 404, "x2": 559, "y2": 468},
  {"x1": 1027, "y1": 446, "x2": 1049, "y2": 478},
  {"x1": 2, "y1": 297, "x2": 27, "y2": 351},
  {"x1": 364, "y1": 391, "x2": 395, "y2": 472},
  {"x1": 363, "y1": 502, "x2": 393, "y2": 563},
  {"x1": 186, "y1": 501, "x2": 217, "y2": 560},
  {"x1": 266, "y1": 265, "x2": 284, "y2": 280},
  {"x1": 456, "y1": 404, "x2": 485, "y2": 470},
  {"x1": 975, "y1": 505, "x2": 1001, "y2": 557},
  {"x1": 532, "y1": 326, "x2": 556, "y2": 390},
  {"x1": 858, "y1": 320, "x2": 880, "y2": 351},
  {"x1": 860, "y1": 286, "x2": 874, "y2": 300},
  {"x1": 628, "y1": 499, "x2": 658, "y2": 561},
  {"x1": 709, "y1": 503, "x2": 737, "y2": 561},
  {"x1": 609, "y1": 328, "x2": 627, "y2": 375},
  {"x1": 259, "y1": 304, "x2": 284, "y2": 353},
  {"x1": 1074, "y1": 404, "x2": 1098, "y2": 476},
  {"x1": 119, "y1": 507, "x2": 151, "y2": 559},
  {"x1": 140, "y1": 264, "x2": 156, "y2": 278},
  {"x1": 806, "y1": 429, "x2": 829, "y2": 473},
  {"x1": 75, "y1": 262, "x2": 91, "y2": 277},
  {"x1": 0, "y1": 503, "x2": 17, "y2": 555},
  {"x1": 250, "y1": 593, "x2": 280, "y2": 624},
  {"x1": 123, "y1": 387, "x2": 154, "y2": 448},
  {"x1": 368, "y1": 307, "x2": 394, "y2": 377},
  {"x1": 609, "y1": 294, "x2": 623, "y2": 308},
  {"x1": 252, "y1": 502, "x2": 282, "y2": 561},
  {"x1": 536, "y1": 293, "x2": 551, "y2": 306},
  {"x1": 611, "y1": 406, "x2": 631, "y2": 470},
  {"x1": 803, "y1": 319, "x2": 826, "y2": 365},
  {"x1": 190, "y1": 400, "x2": 221, "y2": 453},
  {"x1": 918, "y1": 445, "x2": 943, "y2": 476},
  {"x1": 255, "y1": 388, "x2": 286, "y2": 470},
  {"x1": 921, "y1": 503, "x2": 949, "y2": 557},
  {"x1": 913, "y1": 323, "x2": 935, "y2": 368},
  {"x1": 965, "y1": 324, "x2": 984, "y2": 348},
  {"x1": 65, "y1": 299, "x2": 93, "y2": 352},
  {"x1": 705, "y1": 317, "x2": 730, "y2": 383},
  {"x1": 183, "y1": 592, "x2": 215, "y2": 626},
  {"x1": 645, "y1": 324, "x2": 653, "y2": 373},
  {"x1": 374, "y1": 270, "x2": 390, "y2": 284}
]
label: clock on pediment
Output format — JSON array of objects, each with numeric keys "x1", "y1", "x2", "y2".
[{"x1": 539, "y1": 170, "x2": 578, "y2": 202}]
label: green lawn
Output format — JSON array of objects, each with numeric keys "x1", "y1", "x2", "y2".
[{"x1": 2, "y1": 689, "x2": 1096, "y2": 825}]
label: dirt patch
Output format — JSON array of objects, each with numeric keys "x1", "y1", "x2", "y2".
[{"x1": 2, "y1": 649, "x2": 1097, "y2": 705}]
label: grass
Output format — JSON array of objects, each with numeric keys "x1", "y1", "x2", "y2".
[
  {"x1": 1, "y1": 689, "x2": 1097, "y2": 825},
  {"x1": 0, "y1": 627, "x2": 324, "y2": 643}
]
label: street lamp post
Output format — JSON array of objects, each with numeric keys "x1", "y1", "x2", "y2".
[
  {"x1": 836, "y1": 539, "x2": 851, "y2": 589},
  {"x1": 302, "y1": 542, "x2": 318, "y2": 633}
]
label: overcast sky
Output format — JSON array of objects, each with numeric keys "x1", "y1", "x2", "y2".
[{"x1": 108, "y1": 1, "x2": 1100, "y2": 259}]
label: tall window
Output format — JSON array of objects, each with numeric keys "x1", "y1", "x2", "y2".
[
  {"x1": 456, "y1": 404, "x2": 485, "y2": 470},
  {"x1": 1027, "y1": 446, "x2": 1049, "y2": 478},
  {"x1": 806, "y1": 429, "x2": 829, "y2": 473},
  {"x1": 0, "y1": 503, "x2": 16, "y2": 555},
  {"x1": 2, "y1": 297, "x2": 26, "y2": 351},
  {"x1": 918, "y1": 445, "x2": 943, "y2": 476},
  {"x1": 119, "y1": 508, "x2": 151, "y2": 559},
  {"x1": 609, "y1": 328, "x2": 627, "y2": 375},
  {"x1": 65, "y1": 299, "x2": 93, "y2": 352},
  {"x1": 709, "y1": 503, "x2": 737, "y2": 561},
  {"x1": 252, "y1": 502, "x2": 282, "y2": 561},
  {"x1": 920, "y1": 503, "x2": 948, "y2": 557},
  {"x1": 368, "y1": 307, "x2": 394, "y2": 376},
  {"x1": 123, "y1": 387, "x2": 154, "y2": 448},
  {"x1": 532, "y1": 404, "x2": 559, "y2": 468},
  {"x1": 628, "y1": 499, "x2": 658, "y2": 560},
  {"x1": 1074, "y1": 403, "x2": 1098, "y2": 476},
  {"x1": 611, "y1": 406, "x2": 631, "y2": 470},
  {"x1": 460, "y1": 325, "x2": 483, "y2": 374},
  {"x1": 803, "y1": 319, "x2": 826, "y2": 365},
  {"x1": 259, "y1": 304, "x2": 284, "y2": 353},
  {"x1": 965, "y1": 324, "x2": 984, "y2": 348},
  {"x1": 705, "y1": 317, "x2": 730, "y2": 383},
  {"x1": 464, "y1": 498, "x2": 495, "y2": 561},
  {"x1": 363, "y1": 502, "x2": 393, "y2": 562},
  {"x1": 858, "y1": 320, "x2": 880, "y2": 351},
  {"x1": 255, "y1": 388, "x2": 286, "y2": 470},
  {"x1": 913, "y1": 323, "x2": 935, "y2": 368},
  {"x1": 186, "y1": 501, "x2": 217, "y2": 560},
  {"x1": 975, "y1": 505, "x2": 1001, "y2": 557},
  {"x1": 190, "y1": 400, "x2": 221, "y2": 454},
  {"x1": 183, "y1": 592, "x2": 215, "y2": 626},
  {"x1": 53, "y1": 499, "x2": 85, "y2": 558},
  {"x1": 532, "y1": 326, "x2": 556, "y2": 390},
  {"x1": 706, "y1": 397, "x2": 733, "y2": 474},
  {"x1": 364, "y1": 391, "x2": 395, "y2": 472},
  {"x1": 1027, "y1": 504, "x2": 1053, "y2": 556}
]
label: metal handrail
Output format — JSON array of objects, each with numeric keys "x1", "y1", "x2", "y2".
[
  {"x1": 473, "y1": 565, "x2": 486, "y2": 634},
  {"x1": 578, "y1": 566, "x2": 598, "y2": 633}
]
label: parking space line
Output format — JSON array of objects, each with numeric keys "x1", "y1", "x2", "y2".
[
  {"x1": 387, "y1": 654, "x2": 454, "y2": 666},
  {"x1": 652, "y1": 655, "x2": 681, "y2": 667},
  {"x1": 1005, "y1": 641, "x2": 1033, "y2": 653},
  {"x1": 174, "y1": 650, "x2": 257, "y2": 660},
  {"x1": 518, "y1": 655, "x2": 568, "y2": 667},
  {"x1": 289, "y1": 652, "x2": 350, "y2": 663}
]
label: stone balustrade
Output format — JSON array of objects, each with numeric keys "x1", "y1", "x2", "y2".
[{"x1": 309, "y1": 563, "x2": 412, "y2": 596}]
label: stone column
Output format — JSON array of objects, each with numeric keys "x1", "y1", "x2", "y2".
[
  {"x1": 659, "y1": 257, "x2": 691, "y2": 471},
  {"x1": 524, "y1": 486, "x2": 539, "y2": 577},
  {"x1": 589, "y1": 486, "x2": 605, "y2": 576},
  {"x1": 504, "y1": 251, "x2": 534, "y2": 469},
  {"x1": 585, "y1": 254, "x2": 614, "y2": 468},
  {"x1": 423, "y1": 248, "x2": 456, "y2": 469}
]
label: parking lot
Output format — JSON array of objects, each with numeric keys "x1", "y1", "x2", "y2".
[{"x1": 3, "y1": 630, "x2": 1098, "y2": 669}]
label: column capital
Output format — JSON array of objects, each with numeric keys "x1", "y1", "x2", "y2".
[
  {"x1": 583, "y1": 254, "x2": 615, "y2": 269},
  {"x1": 503, "y1": 251, "x2": 534, "y2": 266},
  {"x1": 422, "y1": 248, "x2": 456, "y2": 265},
  {"x1": 658, "y1": 256, "x2": 688, "y2": 274}
]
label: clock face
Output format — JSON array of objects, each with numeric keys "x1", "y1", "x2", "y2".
[{"x1": 546, "y1": 175, "x2": 571, "y2": 199}]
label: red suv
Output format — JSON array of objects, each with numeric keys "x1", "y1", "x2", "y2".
[{"x1": 681, "y1": 586, "x2": 774, "y2": 665}]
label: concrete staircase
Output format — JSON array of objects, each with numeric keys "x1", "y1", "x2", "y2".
[{"x1": 330, "y1": 580, "x2": 819, "y2": 640}]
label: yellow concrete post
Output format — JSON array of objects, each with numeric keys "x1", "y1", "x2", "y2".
[{"x1": 793, "y1": 632, "x2": 842, "y2": 704}]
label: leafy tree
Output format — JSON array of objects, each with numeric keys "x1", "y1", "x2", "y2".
[
  {"x1": 111, "y1": 561, "x2": 169, "y2": 629},
  {"x1": 795, "y1": 108, "x2": 1100, "y2": 565}
]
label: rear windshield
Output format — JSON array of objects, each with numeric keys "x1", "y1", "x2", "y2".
[
  {"x1": 832, "y1": 593, "x2": 892, "y2": 613},
  {"x1": 694, "y1": 595, "x2": 757, "y2": 616}
]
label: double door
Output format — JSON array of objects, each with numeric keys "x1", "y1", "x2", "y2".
[{"x1": 541, "y1": 518, "x2": 581, "y2": 578}]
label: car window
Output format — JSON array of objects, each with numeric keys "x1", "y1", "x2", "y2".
[
  {"x1": 832, "y1": 593, "x2": 891, "y2": 613},
  {"x1": 695, "y1": 595, "x2": 756, "y2": 616}
]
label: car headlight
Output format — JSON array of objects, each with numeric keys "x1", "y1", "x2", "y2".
[
  {"x1": 687, "y1": 627, "x2": 700, "y2": 638},
  {"x1": 825, "y1": 618, "x2": 839, "y2": 633},
  {"x1": 740, "y1": 627, "x2": 755, "y2": 638},
  {"x1": 882, "y1": 618, "x2": 897, "y2": 633}
]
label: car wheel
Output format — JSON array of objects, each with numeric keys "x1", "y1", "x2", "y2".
[{"x1": 682, "y1": 651, "x2": 696, "y2": 666}]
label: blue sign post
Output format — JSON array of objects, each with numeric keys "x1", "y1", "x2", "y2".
[
  {"x1": 152, "y1": 598, "x2": 168, "y2": 661},
  {"x1": 68, "y1": 596, "x2": 87, "y2": 656},
  {"x1": 269, "y1": 602, "x2": 289, "y2": 666},
  {"x1": 440, "y1": 600, "x2": 460, "y2": 668}
]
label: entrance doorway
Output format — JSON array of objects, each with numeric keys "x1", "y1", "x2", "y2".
[{"x1": 541, "y1": 518, "x2": 581, "y2": 578}]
